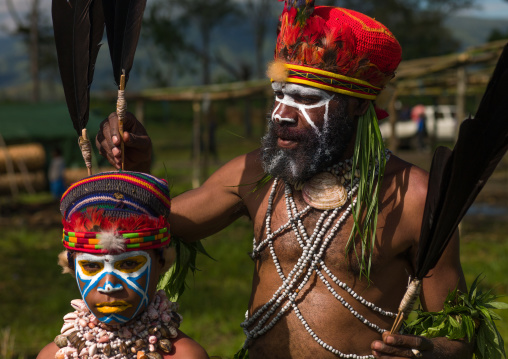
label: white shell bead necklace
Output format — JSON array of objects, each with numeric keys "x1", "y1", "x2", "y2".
[{"x1": 243, "y1": 151, "x2": 394, "y2": 358}]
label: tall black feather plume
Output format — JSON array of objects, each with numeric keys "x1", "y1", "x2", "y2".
[
  {"x1": 102, "y1": 0, "x2": 147, "y2": 89},
  {"x1": 415, "y1": 43, "x2": 508, "y2": 279},
  {"x1": 391, "y1": 43, "x2": 508, "y2": 333},
  {"x1": 52, "y1": 0, "x2": 105, "y2": 136}
]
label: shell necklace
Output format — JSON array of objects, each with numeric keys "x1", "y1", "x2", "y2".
[
  {"x1": 243, "y1": 151, "x2": 395, "y2": 359},
  {"x1": 54, "y1": 290, "x2": 181, "y2": 359}
]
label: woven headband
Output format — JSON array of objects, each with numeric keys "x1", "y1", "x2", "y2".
[
  {"x1": 62, "y1": 227, "x2": 170, "y2": 254},
  {"x1": 277, "y1": 64, "x2": 381, "y2": 100}
]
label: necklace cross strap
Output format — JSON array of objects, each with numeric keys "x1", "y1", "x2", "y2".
[{"x1": 242, "y1": 153, "x2": 394, "y2": 358}]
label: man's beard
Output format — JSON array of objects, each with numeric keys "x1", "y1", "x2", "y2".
[{"x1": 260, "y1": 100, "x2": 355, "y2": 185}]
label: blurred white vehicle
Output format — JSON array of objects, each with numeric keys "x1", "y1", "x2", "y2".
[{"x1": 379, "y1": 105, "x2": 457, "y2": 141}]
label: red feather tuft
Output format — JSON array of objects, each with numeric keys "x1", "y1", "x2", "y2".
[{"x1": 64, "y1": 208, "x2": 167, "y2": 232}]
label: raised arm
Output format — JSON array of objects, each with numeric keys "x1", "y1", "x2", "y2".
[{"x1": 169, "y1": 152, "x2": 261, "y2": 241}]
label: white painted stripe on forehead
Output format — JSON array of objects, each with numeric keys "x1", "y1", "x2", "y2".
[
  {"x1": 271, "y1": 82, "x2": 333, "y2": 134},
  {"x1": 272, "y1": 82, "x2": 333, "y2": 101}
]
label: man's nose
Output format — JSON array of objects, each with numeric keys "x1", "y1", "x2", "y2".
[
  {"x1": 273, "y1": 102, "x2": 297, "y2": 124},
  {"x1": 97, "y1": 274, "x2": 124, "y2": 294}
]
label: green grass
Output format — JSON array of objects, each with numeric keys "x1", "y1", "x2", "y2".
[{"x1": 1, "y1": 101, "x2": 507, "y2": 358}]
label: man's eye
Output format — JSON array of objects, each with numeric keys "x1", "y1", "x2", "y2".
[
  {"x1": 295, "y1": 95, "x2": 319, "y2": 104},
  {"x1": 274, "y1": 91, "x2": 283, "y2": 99}
]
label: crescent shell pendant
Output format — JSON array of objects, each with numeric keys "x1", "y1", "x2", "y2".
[{"x1": 301, "y1": 172, "x2": 348, "y2": 210}]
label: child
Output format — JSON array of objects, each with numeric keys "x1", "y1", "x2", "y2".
[{"x1": 37, "y1": 171, "x2": 208, "y2": 359}]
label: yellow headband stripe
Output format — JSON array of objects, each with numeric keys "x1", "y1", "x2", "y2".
[
  {"x1": 275, "y1": 64, "x2": 381, "y2": 100},
  {"x1": 284, "y1": 78, "x2": 377, "y2": 100},
  {"x1": 286, "y1": 64, "x2": 380, "y2": 89}
]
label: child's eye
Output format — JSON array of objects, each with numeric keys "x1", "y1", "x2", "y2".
[
  {"x1": 78, "y1": 261, "x2": 104, "y2": 275},
  {"x1": 114, "y1": 255, "x2": 147, "y2": 273}
]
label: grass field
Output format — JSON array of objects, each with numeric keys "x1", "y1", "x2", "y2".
[{"x1": 1, "y1": 100, "x2": 507, "y2": 358}]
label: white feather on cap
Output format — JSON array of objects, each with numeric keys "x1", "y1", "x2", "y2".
[{"x1": 99, "y1": 231, "x2": 126, "y2": 253}]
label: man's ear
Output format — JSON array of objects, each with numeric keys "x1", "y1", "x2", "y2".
[{"x1": 353, "y1": 99, "x2": 371, "y2": 117}]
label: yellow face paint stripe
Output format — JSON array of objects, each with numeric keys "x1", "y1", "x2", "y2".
[
  {"x1": 113, "y1": 255, "x2": 148, "y2": 274},
  {"x1": 77, "y1": 260, "x2": 104, "y2": 276}
]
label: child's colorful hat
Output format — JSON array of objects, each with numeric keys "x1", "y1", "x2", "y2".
[{"x1": 60, "y1": 171, "x2": 171, "y2": 254}]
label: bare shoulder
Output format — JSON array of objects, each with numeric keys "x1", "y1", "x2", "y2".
[
  {"x1": 383, "y1": 154, "x2": 429, "y2": 204},
  {"x1": 380, "y1": 154, "x2": 429, "y2": 240},
  {"x1": 167, "y1": 331, "x2": 209, "y2": 359},
  {"x1": 37, "y1": 342, "x2": 58, "y2": 359}
]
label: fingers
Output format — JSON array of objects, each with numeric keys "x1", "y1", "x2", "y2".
[
  {"x1": 96, "y1": 113, "x2": 121, "y2": 169},
  {"x1": 371, "y1": 333, "x2": 433, "y2": 358},
  {"x1": 96, "y1": 112, "x2": 151, "y2": 170}
]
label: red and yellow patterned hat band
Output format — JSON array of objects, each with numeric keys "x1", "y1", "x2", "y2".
[
  {"x1": 62, "y1": 227, "x2": 170, "y2": 254},
  {"x1": 273, "y1": 63, "x2": 381, "y2": 100},
  {"x1": 272, "y1": 4, "x2": 402, "y2": 98}
]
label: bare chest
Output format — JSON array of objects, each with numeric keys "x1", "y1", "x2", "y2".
[{"x1": 253, "y1": 187, "x2": 376, "y2": 276}]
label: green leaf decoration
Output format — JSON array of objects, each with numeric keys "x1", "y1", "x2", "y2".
[
  {"x1": 346, "y1": 103, "x2": 387, "y2": 280},
  {"x1": 233, "y1": 347, "x2": 249, "y2": 359},
  {"x1": 157, "y1": 236, "x2": 214, "y2": 301},
  {"x1": 404, "y1": 275, "x2": 507, "y2": 359}
]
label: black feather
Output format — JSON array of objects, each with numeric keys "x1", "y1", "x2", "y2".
[
  {"x1": 52, "y1": 0, "x2": 104, "y2": 136},
  {"x1": 416, "y1": 43, "x2": 508, "y2": 279},
  {"x1": 102, "y1": 0, "x2": 147, "y2": 88}
]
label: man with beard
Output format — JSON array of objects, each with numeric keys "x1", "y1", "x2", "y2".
[{"x1": 96, "y1": 2, "x2": 472, "y2": 358}]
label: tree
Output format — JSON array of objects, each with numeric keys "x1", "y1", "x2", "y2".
[
  {"x1": 144, "y1": 0, "x2": 240, "y2": 86},
  {"x1": 246, "y1": 0, "x2": 274, "y2": 79},
  {"x1": 5, "y1": 0, "x2": 56, "y2": 102}
]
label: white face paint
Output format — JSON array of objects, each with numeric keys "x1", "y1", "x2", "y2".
[
  {"x1": 75, "y1": 251, "x2": 152, "y2": 324},
  {"x1": 271, "y1": 82, "x2": 334, "y2": 135}
]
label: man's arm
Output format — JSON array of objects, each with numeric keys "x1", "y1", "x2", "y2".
[
  {"x1": 371, "y1": 163, "x2": 472, "y2": 358},
  {"x1": 169, "y1": 152, "x2": 259, "y2": 241},
  {"x1": 96, "y1": 112, "x2": 264, "y2": 242},
  {"x1": 371, "y1": 231, "x2": 473, "y2": 358}
]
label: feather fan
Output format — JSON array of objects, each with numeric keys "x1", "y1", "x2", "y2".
[
  {"x1": 102, "y1": 0, "x2": 147, "y2": 89},
  {"x1": 52, "y1": 0, "x2": 104, "y2": 136},
  {"x1": 101, "y1": 0, "x2": 147, "y2": 169},
  {"x1": 52, "y1": 0, "x2": 104, "y2": 174},
  {"x1": 391, "y1": 43, "x2": 508, "y2": 333}
]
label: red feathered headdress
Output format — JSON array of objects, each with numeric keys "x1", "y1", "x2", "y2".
[{"x1": 270, "y1": 2, "x2": 402, "y2": 100}]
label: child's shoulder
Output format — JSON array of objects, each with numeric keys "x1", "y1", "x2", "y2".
[
  {"x1": 37, "y1": 342, "x2": 58, "y2": 359},
  {"x1": 167, "y1": 330, "x2": 209, "y2": 359}
]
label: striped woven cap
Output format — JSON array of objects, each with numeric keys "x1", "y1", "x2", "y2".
[
  {"x1": 60, "y1": 171, "x2": 171, "y2": 254},
  {"x1": 61, "y1": 171, "x2": 170, "y2": 221}
]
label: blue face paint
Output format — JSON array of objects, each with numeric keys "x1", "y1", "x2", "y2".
[{"x1": 75, "y1": 251, "x2": 152, "y2": 325}]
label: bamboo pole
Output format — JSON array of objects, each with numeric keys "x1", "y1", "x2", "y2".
[
  {"x1": 390, "y1": 278, "x2": 422, "y2": 334},
  {"x1": 192, "y1": 99, "x2": 201, "y2": 189},
  {"x1": 117, "y1": 72, "x2": 126, "y2": 171},
  {"x1": 78, "y1": 129, "x2": 92, "y2": 176}
]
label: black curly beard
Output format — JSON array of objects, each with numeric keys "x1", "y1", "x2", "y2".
[{"x1": 261, "y1": 97, "x2": 355, "y2": 185}]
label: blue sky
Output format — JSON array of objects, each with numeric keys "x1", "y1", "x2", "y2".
[{"x1": 458, "y1": 0, "x2": 508, "y2": 18}]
